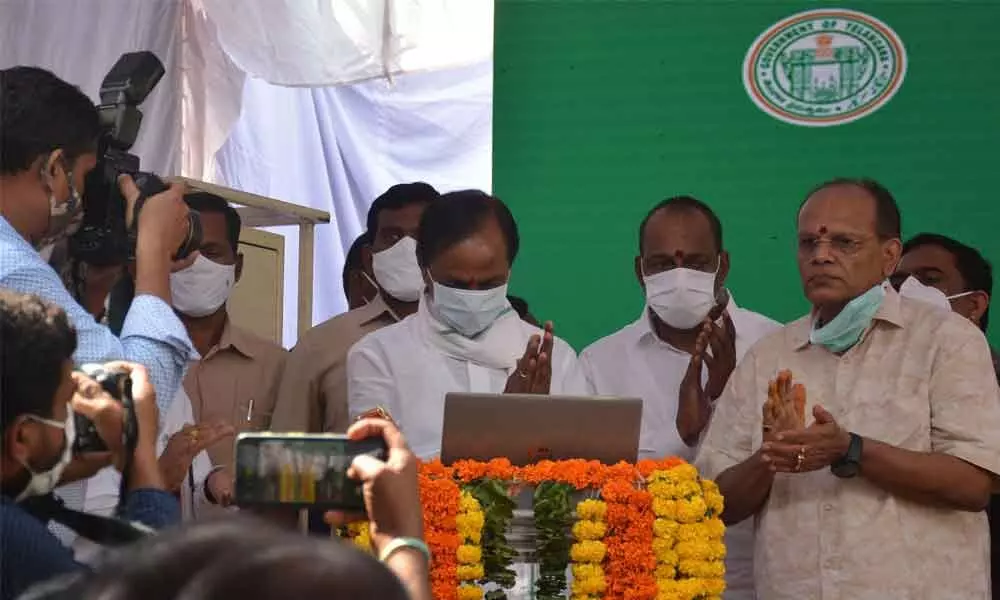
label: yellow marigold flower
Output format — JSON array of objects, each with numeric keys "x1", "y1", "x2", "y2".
[
  {"x1": 701, "y1": 479, "x2": 720, "y2": 495},
  {"x1": 678, "y1": 559, "x2": 726, "y2": 579},
  {"x1": 653, "y1": 517, "x2": 679, "y2": 541},
  {"x1": 648, "y1": 480, "x2": 677, "y2": 498},
  {"x1": 672, "y1": 577, "x2": 710, "y2": 597},
  {"x1": 570, "y1": 574, "x2": 607, "y2": 596},
  {"x1": 347, "y1": 521, "x2": 369, "y2": 535},
  {"x1": 457, "y1": 584, "x2": 483, "y2": 600},
  {"x1": 666, "y1": 463, "x2": 699, "y2": 482},
  {"x1": 456, "y1": 512, "x2": 485, "y2": 536},
  {"x1": 571, "y1": 563, "x2": 603, "y2": 582},
  {"x1": 704, "y1": 578, "x2": 726, "y2": 595},
  {"x1": 652, "y1": 498, "x2": 676, "y2": 519},
  {"x1": 570, "y1": 540, "x2": 607, "y2": 563},
  {"x1": 654, "y1": 563, "x2": 677, "y2": 580},
  {"x1": 456, "y1": 564, "x2": 485, "y2": 581},
  {"x1": 675, "y1": 540, "x2": 726, "y2": 561},
  {"x1": 676, "y1": 523, "x2": 709, "y2": 543},
  {"x1": 675, "y1": 480, "x2": 701, "y2": 498},
  {"x1": 456, "y1": 544, "x2": 482, "y2": 564},
  {"x1": 676, "y1": 497, "x2": 708, "y2": 523},
  {"x1": 652, "y1": 543, "x2": 678, "y2": 566},
  {"x1": 572, "y1": 519, "x2": 607, "y2": 541},
  {"x1": 703, "y1": 517, "x2": 726, "y2": 539},
  {"x1": 704, "y1": 491, "x2": 724, "y2": 515},
  {"x1": 459, "y1": 492, "x2": 481, "y2": 513},
  {"x1": 576, "y1": 499, "x2": 607, "y2": 521}
]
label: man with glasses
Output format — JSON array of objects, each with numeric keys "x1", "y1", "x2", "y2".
[
  {"x1": 579, "y1": 195, "x2": 779, "y2": 600},
  {"x1": 696, "y1": 179, "x2": 1000, "y2": 599}
]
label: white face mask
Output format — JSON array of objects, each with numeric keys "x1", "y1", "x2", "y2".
[
  {"x1": 643, "y1": 261, "x2": 719, "y2": 330},
  {"x1": 372, "y1": 236, "x2": 424, "y2": 302},
  {"x1": 897, "y1": 276, "x2": 972, "y2": 312},
  {"x1": 429, "y1": 276, "x2": 511, "y2": 338},
  {"x1": 170, "y1": 255, "x2": 237, "y2": 317},
  {"x1": 16, "y1": 408, "x2": 76, "y2": 502}
]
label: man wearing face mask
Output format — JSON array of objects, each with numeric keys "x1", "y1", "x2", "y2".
[
  {"x1": 346, "y1": 190, "x2": 588, "y2": 459},
  {"x1": 169, "y1": 193, "x2": 286, "y2": 474},
  {"x1": 343, "y1": 232, "x2": 379, "y2": 310},
  {"x1": 695, "y1": 178, "x2": 1000, "y2": 599},
  {"x1": 0, "y1": 290, "x2": 177, "y2": 600},
  {"x1": 579, "y1": 195, "x2": 779, "y2": 600},
  {"x1": 0, "y1": 68, "x2": 196, "y2": 540},
  {"x1": 273, "y1": 183, "x2": 440, "y2": 436},
  {"x1": 894, "y1": 232, "x2": 997, "y2": 377}
]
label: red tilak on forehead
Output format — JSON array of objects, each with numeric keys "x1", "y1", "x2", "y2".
[
  {"x1": 673, "y1": 250, "x2": 685, "y2": 259},
  {"x1": 818, "y1": 225, "x2": 828, "y2": 235}
]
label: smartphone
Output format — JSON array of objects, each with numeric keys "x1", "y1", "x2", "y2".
[{"x1": 233, "y1": 432, "x2": 388, "y2": 512}]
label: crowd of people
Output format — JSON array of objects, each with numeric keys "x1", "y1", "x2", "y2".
[{"x1": 2, "y1": 65, "x2": 999, "y2": 600}]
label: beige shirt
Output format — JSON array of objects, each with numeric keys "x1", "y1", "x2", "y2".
[
  {"x1": 185, "y1": 320, "x2": 287, "y2": 472},
  {"x1": 696, "y1": 287, "x2": 1000, "y2": 600},
  {"x1": 271, "y1": 295, "x2": 398, "y2": 434}
]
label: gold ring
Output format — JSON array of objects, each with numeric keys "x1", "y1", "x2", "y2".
[
  {"x1": 794, "y1": 447, "x2": 806, "y2": 471},
  {"x1": 189, "y1": 430, "x2": 200, "y2": 441},
  {"x1": 517, "y1": 370, "x2": 529, "y2": 379}
]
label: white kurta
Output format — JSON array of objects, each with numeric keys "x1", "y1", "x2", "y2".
[
  {"x1": 579, "y1": 295, "x2": 781, "y2": 600},
  {"x1": 347, "y1": 300, "x2": 589, "y2": 460}
]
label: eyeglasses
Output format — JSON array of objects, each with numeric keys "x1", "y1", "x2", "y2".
[{"x1": 796, "y1": 234, "x2": 873, "y2": 257}]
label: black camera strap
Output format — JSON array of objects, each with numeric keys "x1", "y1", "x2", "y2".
[
  {"x1": 115, "y1": 378, "x2": 140, "y2": 518},
  {"x1": 20, "y1": 493, "x2": 153, "y2": 546}
]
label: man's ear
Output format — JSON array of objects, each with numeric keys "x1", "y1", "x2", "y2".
[
  {"x1": 882, "y1": 238, "x2": 903, "y2": 278},
  {"x1": 235, "y1": 252, "x2": 244, "y2": 283},
  {"x1": 361, "y1": 245, "x2": 373, "y2": 274},
  {"x1": 717, "y1": 250, "x2": 731, "y2": 290},
  {"x1": 634, "y1": 256, "x2": 645, "y2": 290},
  {"x1": 967, "y1": 291, "x2": 990, "y2": 327}
]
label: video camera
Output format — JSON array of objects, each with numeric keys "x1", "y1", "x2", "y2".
[
  {"x1": 69, "y1": 51, "x2": 201, "y2": 267},
  {"x1": 73, "y1": 364, "x2": 137, "y2": 456}
]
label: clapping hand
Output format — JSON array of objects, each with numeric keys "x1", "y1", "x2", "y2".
[
  {"x1": 761, "y1": 404, "x2": 851, "y2": 473},
  {"x1": 682, "y1": 308, "x2": 737, "y2": 401},
  {"x1": 504, "y1": 321, "x2": 555, "y2": 394},
  {"x1": 762, "y1": 370, "x2": 806, "y2": 440}
]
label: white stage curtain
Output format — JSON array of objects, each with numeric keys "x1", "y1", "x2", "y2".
[
  {"x1": 0, "y1": 0, "x2": 181, "y2": 176},
  {"x1": 214, "y1": 59, "x2": 493, "y2": 347},
  {"x1": 198, "y1": 0, "x2": 493, "y2": 87}
]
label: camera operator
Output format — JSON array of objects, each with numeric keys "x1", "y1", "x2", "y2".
[
  {"x1": 19, "y1": 417, "x2": 431, "y2": 600},
  {"x1": 0, "y1": 289, "x2": 178, "y2": 600},
  {"x1": 0, "y1": 67, "x2": 196, "y2": 529}
]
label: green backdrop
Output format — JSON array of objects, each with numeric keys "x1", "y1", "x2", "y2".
[{"x1": 493, "y1": 0, "x2": 1000, "y2": 351}]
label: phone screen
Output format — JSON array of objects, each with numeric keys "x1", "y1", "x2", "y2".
[{"x1": 233, "y1": 433, "x2": 387, "y2": 512}]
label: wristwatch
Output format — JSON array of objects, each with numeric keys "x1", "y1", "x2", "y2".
[{"x1": 831, "y1": 432, "x2": 863, "y2": 478}]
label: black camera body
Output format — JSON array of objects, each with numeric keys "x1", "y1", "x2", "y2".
[
  {"x1": 73, "y1": 364, "x2": 137, "y2": 455},
  {"x1": 70, "y1": 51, "x2": 201, "y2": 267}
]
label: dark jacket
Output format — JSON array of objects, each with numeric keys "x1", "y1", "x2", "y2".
[{"x1": 0, "y1": 489, "x2": 179, "y2": 600}]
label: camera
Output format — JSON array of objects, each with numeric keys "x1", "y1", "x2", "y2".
[
  {"x1": 69, "y1": 51, "x2": 202, "y2": 267},
  {"x1": 73, "y1": 364, "x2": 138, "y2": 455}
]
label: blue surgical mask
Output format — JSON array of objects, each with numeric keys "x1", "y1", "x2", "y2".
[
  {"x1": 429, "y1": 276, "x2": 511, "y2": 338},
  {"x1": 809, "y1": 282, "x2": 886, "y2": 353}
]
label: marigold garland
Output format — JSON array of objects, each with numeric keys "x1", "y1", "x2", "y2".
[
  {"x1": 570, "y1": 498, "x2": 608, "y2": 599},
  {"x1": 338, "y1": 457, "x2": 724, "y2": 600},
  {"x1": 457, "y1": 490, "x2": 485, "y2": 600}
]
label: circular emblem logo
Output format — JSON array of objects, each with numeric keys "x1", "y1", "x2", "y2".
[{"x1": 743, "y1": 9, "x2": 907, "y2": 127}]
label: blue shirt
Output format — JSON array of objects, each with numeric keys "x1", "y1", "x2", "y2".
[
  {"x1": 0, "y1": 489, "x2": 180, "y2": 600},
  {"x1": 0, "y1": 217, "x2": 195, "y2": 520}
]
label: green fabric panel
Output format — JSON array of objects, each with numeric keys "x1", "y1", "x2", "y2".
[{"x1": 494, "y1": 0, "x2": 999, "y2": 350}]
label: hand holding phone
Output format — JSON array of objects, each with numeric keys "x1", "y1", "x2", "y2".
[{"x1": 340, "y1": 418, "x2": 424, "y2": 550}]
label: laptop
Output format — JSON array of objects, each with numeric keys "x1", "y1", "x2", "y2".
[{"x1": 440, "y1": 393, "x2": 642, "y2": 466}]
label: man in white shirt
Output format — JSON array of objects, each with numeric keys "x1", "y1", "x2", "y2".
[
  {"x1": 579, "y1": 195, "x2": 780, "y2": 600},
  {"x1": 348, "y1": 190, "x2": 588, "y2": 459}
]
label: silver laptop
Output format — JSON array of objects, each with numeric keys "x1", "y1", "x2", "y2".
[{"x1": 440, "y1": 393, "x2": 642, "y2": 466}]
